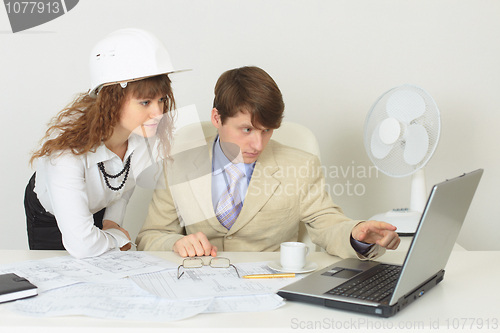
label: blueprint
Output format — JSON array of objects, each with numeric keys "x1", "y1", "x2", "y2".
[
  {"x1": 0, "y1": 251, "x2": 176, "y2": 292},
  {"x1": 3, "y1": 255, "x2": 290, "y2": 321},
  {"x1": 8, "y1": 279, "x2": 214, "y2": 322},
  {"x1": 8, "y1": 278, "x2": 285, "y2": 321}
]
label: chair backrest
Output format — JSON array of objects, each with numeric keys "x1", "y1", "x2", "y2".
[
  {"x1": 198, "y1": 120, "x2": 321, "y2": 161},
  {"x1": 272, "y1": 121, "x2": 321, "y2": 162}
]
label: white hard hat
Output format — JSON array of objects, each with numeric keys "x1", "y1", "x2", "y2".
[{"x1": 88, "y1": 28, "x2": 187, "y2": 97}]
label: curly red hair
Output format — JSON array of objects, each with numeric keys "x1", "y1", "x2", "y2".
[{"x1": 30, "y1": 75, "x2": 176, "y2": 166}]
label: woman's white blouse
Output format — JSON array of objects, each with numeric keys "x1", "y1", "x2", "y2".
[{"x1": 34, "y1": 134, "x2": 161, "y2": 258}]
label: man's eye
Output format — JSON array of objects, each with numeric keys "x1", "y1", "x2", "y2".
[{"x1": 243, "y1": 128, "x2": 251, "y2": 133}]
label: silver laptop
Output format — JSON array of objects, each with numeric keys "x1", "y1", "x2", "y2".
[{"x1": 278, "y1": 169, "x2": 483, "y2": 318}]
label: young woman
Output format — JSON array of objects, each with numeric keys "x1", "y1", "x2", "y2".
[{"x1": 24, "y1": 28, "x2": 185, "y2": 258}]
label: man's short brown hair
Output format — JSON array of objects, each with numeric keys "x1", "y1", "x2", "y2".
[{"x1": 213, "y1": 66, "x2": 284, "y2": 129}]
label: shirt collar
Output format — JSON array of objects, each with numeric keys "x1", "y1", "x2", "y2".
[
  {"x1": 85, "y1": 133, "x2": 144, "y2": 168},
  {"x1": 212, "y1": 135, "x2": 255, "y2": 177},
  {"x1": 212, "y1": 135, "x2": 233, "y2": 175}
]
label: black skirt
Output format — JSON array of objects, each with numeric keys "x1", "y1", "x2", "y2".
[{"x1": 24, "y1": 172, "x2": 105, "y2": 250}]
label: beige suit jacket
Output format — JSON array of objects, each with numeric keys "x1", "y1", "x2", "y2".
[{"x1": 137, "y1": 136, "x2": 383, "y2": 259}]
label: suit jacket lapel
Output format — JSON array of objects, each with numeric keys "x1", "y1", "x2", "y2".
[{"x1": 227, "y1": 141, "x2": 280, "y2": 236}]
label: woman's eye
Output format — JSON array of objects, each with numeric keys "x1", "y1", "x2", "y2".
[
  {"x1": 140, "y1": 100, "x2": 151, "y2": 106},
  {"x1": 243, "y1": 128, "x2": 251, "y2": 133}
]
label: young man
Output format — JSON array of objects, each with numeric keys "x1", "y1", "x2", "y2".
[{"x1": 136, "y1": 66, "x2": 400, "y2": 259}]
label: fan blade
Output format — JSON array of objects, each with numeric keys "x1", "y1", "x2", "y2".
[
  {"x1": 404, "y1": 124, "x2": 429, "y2": 165},
  {"x1": 371, "y1": 123, "x2": 394, "y2": 159},
  {"x1": 386, "y1": 89, "x2": 426, "y2": 123},
  {"x1": 379, "y1": 117, "x2": 401, "y2": 145}
]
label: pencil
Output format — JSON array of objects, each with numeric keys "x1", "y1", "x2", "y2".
[{"x1": 242, "y1": 273, "x2": 295, "y2": 279}]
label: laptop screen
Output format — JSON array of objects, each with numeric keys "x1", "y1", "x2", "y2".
[{"x1": 389, "y1": 169, "x2": 483, "y2": 305}]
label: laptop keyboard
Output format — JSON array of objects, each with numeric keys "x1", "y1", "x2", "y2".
[{"x1": 326, "y1": 264, "x2": 402, "y2": 302}]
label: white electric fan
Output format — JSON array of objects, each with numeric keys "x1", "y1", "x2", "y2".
[{"x1": 364, "y1": 84, "x2": 441, "y2": 235}]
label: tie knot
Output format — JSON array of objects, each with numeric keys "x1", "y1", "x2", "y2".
[{"x1": 225, "y1": 164, "x2": 244, "y2": 184}]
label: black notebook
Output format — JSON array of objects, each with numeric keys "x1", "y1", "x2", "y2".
[{"x1": 0, "y1": 273, "x2": 37, "y2": 303}]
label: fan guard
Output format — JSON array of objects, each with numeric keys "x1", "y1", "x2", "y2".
[{"x1": 364, "y1": 85, "x2": 440, "y2": 178}]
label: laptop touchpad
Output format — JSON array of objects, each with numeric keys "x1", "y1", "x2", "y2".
[{"x1": 322, "y1": 268, "x2": 361, "y2": 279}]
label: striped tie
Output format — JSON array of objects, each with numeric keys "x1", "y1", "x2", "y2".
[{"x1": 216, "y1": 164, "x2": 244, "y2": 229}]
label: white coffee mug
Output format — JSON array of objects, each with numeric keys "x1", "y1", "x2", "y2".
[{"x1": 280, "y1": 242, "x2": 309, "y2": 270}]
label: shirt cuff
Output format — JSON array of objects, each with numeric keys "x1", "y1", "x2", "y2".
[
  {"x1": 102, "y1": 228, "x2": 133, "y2": 248},
  {"x1": 350, "y1": 236, "x2": 374, "y2": 255}
]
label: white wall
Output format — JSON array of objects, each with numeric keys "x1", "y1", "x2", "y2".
[{"x1": 1, "y1": 0, "x2": 498, "y2": 251}]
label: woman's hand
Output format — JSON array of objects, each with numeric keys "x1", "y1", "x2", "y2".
[{"x1": 102, "y1": 219, "x2": 132, "y2": 251}]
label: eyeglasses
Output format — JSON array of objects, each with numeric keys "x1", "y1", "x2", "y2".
[{"x1": 177, "y1": 257, "x2": 241, "y2": 279}]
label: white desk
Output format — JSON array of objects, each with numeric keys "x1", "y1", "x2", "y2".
[{"x1": 0, "y1": 249, "x2": 498, "y2": 332}]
